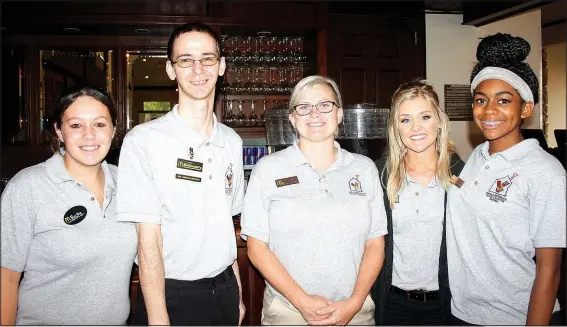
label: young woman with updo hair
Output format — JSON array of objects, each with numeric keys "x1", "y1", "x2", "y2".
[{"x1": 446, "y1": 33, "x2": 566, "y2": 326}]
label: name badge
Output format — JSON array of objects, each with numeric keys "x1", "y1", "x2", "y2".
[
  {"x1": 177, "y1": 158, "x2": 203, "y2": 172},
  {"x1": 275, "y1": 176, "x2": 299, "y2": 188},
  {"x1": 175, "y1": 174, "x2": 202, "y2": 183},
  {"x1": 64, "y1": 205, "x2": 87, "y2": 225},
  {"x1": 450, "y1": 175, "x2": 465, "y2": 188}
]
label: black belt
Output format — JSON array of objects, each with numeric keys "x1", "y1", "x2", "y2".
[
  {"x1": 164, "y1": 266, "x2": 234, "y2": 289},
  {"x1": 392, "y1": 285, "x2": 438, "y2": 303}
]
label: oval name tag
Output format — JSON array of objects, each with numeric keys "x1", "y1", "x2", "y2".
[{"x1": 63, "y1": 205, "x2": 87, "y2": 225}]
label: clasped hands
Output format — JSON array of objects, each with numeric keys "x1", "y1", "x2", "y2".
[{"x1": 296, "y1": 294, "x2": 363, "y2": 326}]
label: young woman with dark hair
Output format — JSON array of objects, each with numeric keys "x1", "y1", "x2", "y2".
[{"x1": 0, "y1": 86, "x2": 137, "y2": 325}]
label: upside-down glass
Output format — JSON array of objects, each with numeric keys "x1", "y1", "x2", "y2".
[{"x1": 224, "y1": 100, "x2": 236, "y2": 126}]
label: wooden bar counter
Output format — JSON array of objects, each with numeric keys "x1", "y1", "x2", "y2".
[{"x1": 128, "y1": 217, "x2": 265, "y2": 326}]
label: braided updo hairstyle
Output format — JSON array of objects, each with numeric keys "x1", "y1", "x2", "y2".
[{"x1": 470, "y1": 33, "x2": 539, "y2": 103}]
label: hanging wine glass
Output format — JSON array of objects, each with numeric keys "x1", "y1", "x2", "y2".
[
  {"x1": 254, "y1": 67, "x2": 265, "y2": 94},
  {"x1": 256, "y1": 31, "x2": 271, "y2": 63},
  {"x1": 232, "y1": 36, "x2": 243, "y2": 63},
  {"x1": 247, "y1": 100, "x2": 259, "y2": 127},
  {"x1": 224, "y1": 100, "x2": 236, "y2": 126},
  {"x1": 235, "y1": 67, "x2": 245, "y2": 94},
  {"x1": 221, "y1": 34, "x2": 230, "y2": 57},
  {"x1": 259, "y1": 100, "x2": 267, "y2": 126},
  {"x1": 236, "y1": 100, "x2": 246, "y2": 127},
  {"x1": 242, "y1": 36, "x2": 253, "y2": 63}
]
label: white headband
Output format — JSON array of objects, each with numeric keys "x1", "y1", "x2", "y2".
[{"x1": 470, "y1": 66, "x2": 534, "y2": 103}]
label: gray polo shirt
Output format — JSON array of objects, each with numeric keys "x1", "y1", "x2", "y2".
[
  {"x1": 447, "y1": 139, "x2": 566, "y2": 325},
  {"x1": 392, "y1": 175, "x2": 444, "y2": 291},
  {"x1": 240, "y1": 141, "x2": 387, "y2": 304},
  {"x1": 116, "y1": 105, "x2": 244, "y2": 280},
  {"x1": 1, "y1": 154, "x2": 137, "y2": 325}
]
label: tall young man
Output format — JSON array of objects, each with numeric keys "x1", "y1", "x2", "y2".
[{"x1": 116, "y1": 23, "x2": 245, "y2": 325}]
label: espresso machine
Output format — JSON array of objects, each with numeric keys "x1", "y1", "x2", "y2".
[
  {"x1": 336, "y1": 103, "x2": 390, "y2": 161},
  {"x1": 263, "y1": 102, "x2": 390, "y2": 161}
]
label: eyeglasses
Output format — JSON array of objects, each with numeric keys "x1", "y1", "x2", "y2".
[
  {"x1": 293, "y1": 101, "x2": 337, "y2": 116},
  {"x1": 172, "y1": 56, "x2": 219, "y2": 68}
]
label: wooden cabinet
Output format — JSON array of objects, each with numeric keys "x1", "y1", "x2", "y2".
[
  {"x1": 234, "y1": 219, "x2": 266, "y2": 326},
  {"x1": 327, "y1": 12, "x2": 425, "y2": 107}
]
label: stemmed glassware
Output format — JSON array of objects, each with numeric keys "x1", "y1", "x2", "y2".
[
  {"x1": 223, "y1": 100, "x2": 236, "y2": 126},
  {"x1": 247, "y1": 100, "x2": 259, "y2": 127},
  {"x1": 220, "y1": 33, "x2": 307, "y2": 127},
  {"x1": 259, "y1": 100, "x2": 267, "y2": 125},
  {"x1": 236, "y1": 100, "x2": 247, "y2": 127}
]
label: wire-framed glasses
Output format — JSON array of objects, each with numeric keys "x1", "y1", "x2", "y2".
[
  {"x1": 293, "y1": 100, "x2": 336, "y2": 116},
  {"x1": 172, "y1": 56, "x2": 219, "y2": 68}
]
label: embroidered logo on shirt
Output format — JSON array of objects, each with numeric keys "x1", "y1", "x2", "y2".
[
  {"x1": 486, "y1": 173, "x2": 518, "y2": 203},
  {"x1": 63, "y1": 205, "x2": 87, "y2": 225},
  {"x1": 225, "y1": 163, "x2": 233, "y2": 195},
  {"x1": 349, "y1": 175, "x2": 366, "y2": 196}
]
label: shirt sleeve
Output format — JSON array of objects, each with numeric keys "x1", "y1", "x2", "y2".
[
  {"x1": 116, "y1": 133, "x2": 162, "y2": 224},
  {"x1": 530, "y1": 172, "x2": 566, "y2": 248},
  {"x1": 1, "y1": 175, "x2": 35, "y2": 272},
  {"x1": 368, "y1": 164, "x2": 388, "y2": 240},
  {"x1": 240, "y1": 159, "x2": 270, "y2": 243},
  {"x1": 231, "y1": 139, "x2": 244, "y2": 216}
]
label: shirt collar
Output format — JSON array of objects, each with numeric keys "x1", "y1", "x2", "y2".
[
  {"x1": 46, "y1": 153, "x2": 74, "y2": 184},
  {"x1": 289, "y1": 139, "x2": 356, "y2": 168},
  {"x1": 480, "y1": 138, "x2": 539, "y2": 162},
  {"x1": 405, "y1": 173, "x2": 439, "y2": 188},
  {"x1": 46, "y1": 153, "x2": 115, "y2": 190},
  {"x1": 171, "y1": 104, "x2": 225, "y2": 148}
]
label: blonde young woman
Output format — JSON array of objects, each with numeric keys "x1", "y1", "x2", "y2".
[
  {"x1": 241, "y1": 75, "x2": 387, "y2": 325},
  {"x1": 371, "y1": 80, "x2": 464, "y2": 325}
]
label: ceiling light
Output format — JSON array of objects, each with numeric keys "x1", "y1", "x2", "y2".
[
  {"x1": 145, "y1": 76, "x2": 149, "y2": 79},
  {"x1": 142, "y1": 58, "x2": 147, "y2": 62},
  {"x1": 63, "y1": 27, "x2": 80, "y2": 33},
  {"x1": 135, "y1": 28, "x2": 150, "y2": 34}
]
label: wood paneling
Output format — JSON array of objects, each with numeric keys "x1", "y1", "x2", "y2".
[
  {"x1": 327, "y1": 14, "x2": 424, "y2": 107},
  {"x1": 236, "y1": 235, "x2": 265, "y2": 326},
  {"x1": 339, "y1": 69, "x2": 366, "y2": 104}
]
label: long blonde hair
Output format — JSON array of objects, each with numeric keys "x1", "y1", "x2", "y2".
[{"x1": 385, "y1": 79, "x2": 457, "y2": 207}]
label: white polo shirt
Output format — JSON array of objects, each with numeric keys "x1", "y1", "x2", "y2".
[
  {"x1": 1, "y1": 154, "x2": 137, "y2": 325},
  {"x1": 392, "y1": 175, "x2": 445, "y2": 291},
  {"x1": 241, "y1": 141, "x2": 387, "y2": 304},
  {"x1": 116, "y1": 105, "x2": 244, "y2": 280},
  {"x1": 447, "y1": 139, "x2": 566, "y2": 325}
]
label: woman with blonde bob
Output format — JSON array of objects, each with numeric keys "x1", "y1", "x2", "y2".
[
  {"x1": 371, "y1": 79, "x2": 464, "y2": 325},
  {"x1": 241, "y1": 75, "x2": 388, "y2": 325}
]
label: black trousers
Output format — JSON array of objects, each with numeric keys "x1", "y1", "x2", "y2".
[
  {"x1": 133, "y1": 266, "x2": 239, "y2": 326},
  {"x1": 385, "y1": 287, "x2": 445, "y2": 325}
]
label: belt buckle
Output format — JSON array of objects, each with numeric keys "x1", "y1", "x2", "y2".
[{"x1": 407, "y1": 290, "x2": 427, "y2": 303}]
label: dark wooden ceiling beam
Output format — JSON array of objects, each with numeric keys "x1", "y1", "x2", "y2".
[{"x1": 462, "y1": 0, "x2": 555, "y2": 26}]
